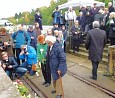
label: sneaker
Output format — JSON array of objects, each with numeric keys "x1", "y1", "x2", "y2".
[
  {"x1": 45, "y1": 83, "x2": 50, "y2": 87},
  {"x1": 42, "y1": 82, "x2": 47, "y2": 85}
]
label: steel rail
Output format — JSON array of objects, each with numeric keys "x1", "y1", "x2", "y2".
[
  {"x1": 21, "y1": 77, "x2": 48, "y2": 98},
  {"x1": 67, "y1": 70, "x2": 115, "y2": 97}
]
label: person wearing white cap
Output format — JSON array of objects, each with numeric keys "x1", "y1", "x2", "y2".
[{"x1": 45, "y1": 35, "x2": 67, "y2": 98}]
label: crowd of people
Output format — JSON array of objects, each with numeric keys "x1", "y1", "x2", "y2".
[{"x1": 0, "y1": 1, "x2": 115, "y2": 98}]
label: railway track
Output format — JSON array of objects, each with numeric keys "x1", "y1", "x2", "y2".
[
  {"x1": 20, "y1": 59, "x2": 115, "y2": 98},
  {"x1": 67, "y1": 59, "x2": 115, "y2": 98},
  {"x1": 21, "y1": 76, "x2": 48, "y2": 98}
]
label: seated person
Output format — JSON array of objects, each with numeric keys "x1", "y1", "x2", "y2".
[
  {"x1": 0, "y1": 52, "x2": 27, "y2": 79},
  {"x1": 19, "y1": 45, "x2": 37, "y2": 76}
]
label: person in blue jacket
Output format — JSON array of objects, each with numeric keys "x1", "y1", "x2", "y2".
[
  {"x1": 45, "y1": 35, "x2": 67, "y2": 98},
  {"x1": 12, "y1": 24, "x2": 31, "y2": 64},
  {"x1": 19, "y1": 45, "x2": 37, "y2": 76}
]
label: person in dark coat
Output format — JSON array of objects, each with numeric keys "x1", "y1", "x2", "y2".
[
  {"x1": 85, "y1": 21, "x2": 107, "y2": 80},
  {"x1": 34, "y1": 11, "x2": 43, "y2": 30},
  {"x1": 71, "y1": 20, "x2": 82, "y2": 53},
  {"x1": 108, "y1": 2, "x2": 115, "y2": 13},
  {"x1": 76, "y1": 11, "x2": 86, "y2": 32},
  {"x1": 27, "y1": 26, "x2": 37, "y2": 50},
  {"x1": 0, "y1": 52, "x2": 27, "y2": 80},
  {"x1": 45, "y1": 35, "x2": 67, "y2": 98}
]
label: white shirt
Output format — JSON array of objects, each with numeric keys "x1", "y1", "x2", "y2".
[{"x1": 65, "y1": 10, "x2": 76, "y2": 21}]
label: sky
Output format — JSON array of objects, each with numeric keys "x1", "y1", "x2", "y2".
[{"x1": 0, "y1": 0, "x2": 52, "y2": 19}]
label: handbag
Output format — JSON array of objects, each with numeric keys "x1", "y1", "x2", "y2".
[{"x1": 32, "y1": 61, "x2": 37, "y2": 71}]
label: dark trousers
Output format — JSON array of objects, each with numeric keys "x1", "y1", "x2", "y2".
[
  {"x1": 91, "y1": 61, "x2": 99, "y2": 78},
  {"x1": 72, "y1": 40, "x2": 80, "y2": 52},
  {"x1": 41, "y1": 63, "x2": 51, "y2": 83},
  {"x1": 16, "y1": 48, "x2": 25, "y2": 65},
  {"x1": 64, "y1": 41, "x2": 66, "y2": 53}
]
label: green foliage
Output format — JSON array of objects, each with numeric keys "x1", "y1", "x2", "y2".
[
  {"x1": 8, "y1": 0, "x2": 67, "y2": 25},
  {"x1": 8, "y1": 0, "x2": 112, "y2": 25}
]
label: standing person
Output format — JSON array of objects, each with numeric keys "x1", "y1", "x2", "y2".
[
  {"x1": 71, "y1": 20, "x2": 82, "y2": 53},
  {"x1": 52, "y1": 6, "x2": 61, "y2": 26},
  {"x1": 108, "y1": 2, "x2": 115, "y2": 13},
  {"x1": 61, "y1": 25, "x2": 68, "y2": 53},
  {"x1": 102, "y1": 8, "x2": 110, "y2": 39},
  {"x1": 33, "y1": 22, "x2": 41, "y2": 38},
  {"x1": 90, "y1": 3, "x2": 100, "y2": 22},
  {"x1": 85, "y1": 21, "x2": 107, "y2": 80},
  {"x1": 45, "y1": 36, "x2": 67, "y2": 98},
  {"x1": 0, "y1": 27, "x2": 14, "y2": 59},
  {"x1": 27, "y1": 26, "x2": 37, "y2": 51},
  {"x1": 34, "y1": 11, "x2": 43, "y2": 30},
  {"x1": 37, "y1": 35, "x2": 51, "y2": 87},
  {"x1": 12, "y1": 24, "x2": 31, "y2": 64},
  {"x1": 65, "y1": 6, "x2": 76, "y2": 34}
]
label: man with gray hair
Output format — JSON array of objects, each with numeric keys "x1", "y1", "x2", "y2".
[
  {"x1": 45, "y1": 35, "x2": 67, "y2": 98},
  {"x1": 85, "y1": 21, "x2": 107, "y2": 80}
]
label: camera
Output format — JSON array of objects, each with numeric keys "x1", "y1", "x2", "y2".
[
  {"x1": 3, "y1": 60, "x2": 9, "y2": 67},
  {"x1": 0, "y1": 37, "x2": 11, "y2": 50},
  {"x1": 24, "y1": 48, "x2": 27, "y2": 53}
]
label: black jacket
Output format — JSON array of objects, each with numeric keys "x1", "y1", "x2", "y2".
[
  {"x1": 85, "y1": 28, "x2": 107, "y2": 62},
  {"x1": 2, "y1": 57, "x2": 18, "y2": 71}
]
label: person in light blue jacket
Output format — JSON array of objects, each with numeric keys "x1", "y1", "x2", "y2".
[
  {"x1": 19, "y1": 45, "x2": 37, "y2": 76},
  {"x1": 12, "y1": 24, "x2": 31, "y2": 64}
]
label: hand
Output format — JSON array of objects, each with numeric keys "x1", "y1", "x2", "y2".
[
  {"x1": 31, "y1": 36, "x2": 34, "y2": 39},
  {"x1": 0, "y1": 47, "x2": 3, "y2": 50},
  {"x1": 20, "y1": 50, "x2": 24, "y2": 55},
  {"x1": 7, "y1": 65, "x2": 13, "y2": 69},
  {"x1": 4, "y1": 42, "x2": 9, "y2": 46},
  {"x1": 2, "y1": 64, "x2": 6, "y2": 69},
  {"x1": 75, "y1": 32, "x2": 77, "y2": 34},
  {"x1": 57, "y1": 70, "x2": 61, "y2": 76},
  {"x1": 25, "y1": 52, "x2": 29, "y2": 55}
]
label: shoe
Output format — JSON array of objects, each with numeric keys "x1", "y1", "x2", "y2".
[
  {"x1": 55, "y1": 95, "x2": 62, "y2": 98},
  {"x1": 45, "y1": 83, "x2": 50, "y2": 87},
  {"x1": 42, "y1": 82, "x2": 47, "y2": 85},
  {"x1": 51, "y1": 90, "x2": 56, "y2": 94},
  {"x1": 90, "y1": 76, "x2": 97, "y2": 80}
]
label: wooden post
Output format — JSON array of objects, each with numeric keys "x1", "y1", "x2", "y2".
[
  {"x1": 108, "y1": 46, "x2": 115, "y2": 76},
  {"x1": 58, "y1": 73, "x2": 64, "y2": 98}
]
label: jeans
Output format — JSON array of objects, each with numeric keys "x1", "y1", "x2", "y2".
[
  {"x1": 20, "y1": 61, "x2": 35, "y2": 76},
  {"x1": 6, "y1": 70, "x2": 11, "y2": 77},
  {"x1": 15, "y1": 67, "x2": 27, "y2": 77}
]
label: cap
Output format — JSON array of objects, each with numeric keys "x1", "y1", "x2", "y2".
[{"x1": 29, "y1": 25, "x2": 33, "y2": 29}]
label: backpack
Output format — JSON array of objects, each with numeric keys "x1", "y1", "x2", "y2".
[{"x1": 13, "y1": 31, "x2": 28, "y2": 44}]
